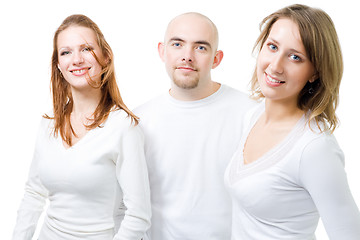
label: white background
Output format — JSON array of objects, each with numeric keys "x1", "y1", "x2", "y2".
[{"x1": 1, "y1": 0, "x2": 359, "y2": 239}]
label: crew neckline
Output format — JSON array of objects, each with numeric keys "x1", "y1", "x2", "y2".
[{"x1": 166, "y1": 84, "x2": 227, "y2": 108}]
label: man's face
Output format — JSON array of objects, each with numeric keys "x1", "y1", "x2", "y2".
[{"x1": 159, "y1": 14, "x2": 219, "y2": 90}]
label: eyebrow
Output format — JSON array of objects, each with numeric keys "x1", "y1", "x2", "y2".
[
  {"x1": 169, "y1": 37, "x2": 212, "y2": 49},
  {"x1": 267, "y1": 38, "x2": 306, "y2": 56},
  {"x1": 80, "y1": 43, "x2": 94, "y2": 49},
  {"x1": 58, "y1": 43, "x2": 94, "y2": 50}
]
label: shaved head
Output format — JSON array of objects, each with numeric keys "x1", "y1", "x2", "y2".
[
  {"x1": 158, "y1": 12, "x2": 223, "y2": 98},
  {"x1": 164, "y1": 12, "x2": 219, "y2": 51}
]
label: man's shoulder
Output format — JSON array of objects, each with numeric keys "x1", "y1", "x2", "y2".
[
  {"x1": 219, "y1": 85, "x2": 256, "y2": 105},
  {"x1": 133, "y1": 93, "x2": 168, "y2": 115}
]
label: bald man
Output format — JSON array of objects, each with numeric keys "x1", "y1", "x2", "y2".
[{"x1": 134, "y1": 12, "x2": 256, "y2": 240}]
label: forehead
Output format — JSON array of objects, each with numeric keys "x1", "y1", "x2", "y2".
[
  {"x1": 165, "y1": 14, "x2": 216, "y2": 45},
  {"x1": 57, "y1": 25, "x2": 97, "y2": 48},
  {"x1": 268, "y1": 18, "x2": 303, "y2": 47}
]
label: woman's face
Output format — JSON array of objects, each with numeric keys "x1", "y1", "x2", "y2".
[
  {"x1": 256, "y1": 18, "x2": 317, "y2": 105},
  {"x1": 57, "y1": 26, "x2": 105, "y2": 91}
]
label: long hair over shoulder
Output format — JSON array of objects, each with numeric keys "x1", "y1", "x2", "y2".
[
  {"x1": 250, "y1": 4, "x2": 343, "y2": 132},
  {"x1": 46, "y1": 14, "x2": 138, "y2": 146}
]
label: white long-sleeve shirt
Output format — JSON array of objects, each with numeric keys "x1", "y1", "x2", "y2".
[
  {"x1": 225, "y1": 103, "x2": 360, "y2": 239},
  {"x1": 134, "y1": 84, "x2": 256, "y2": 240},
  {"x1": 12, "y1": 109, "x2": 151, "y2": 240}
]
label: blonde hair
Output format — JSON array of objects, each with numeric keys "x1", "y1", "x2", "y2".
[
  {"x1": 46, "y1": 14, "x2": 138, "y2": 146},
  {"x1": 250, "y1": 4, "x2": 343, "y2": 132}
]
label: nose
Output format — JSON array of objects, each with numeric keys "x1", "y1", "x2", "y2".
[
  {"x1": 269, "y1": 54, "x2": 284, "y2": 74},
  {"x1": 182, "y1": 57, "x2": 192, "y2": 62},
  {"x1": 72, "y1": 51, "x2": 84, "y2": 65},
  {"x1": 182, "y1": 47, "x2": 193, "y2": 63}
]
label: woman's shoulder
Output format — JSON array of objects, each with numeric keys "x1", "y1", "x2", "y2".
[
  {"x1": 298, "y1": 122, "x2": 343, "y2": 162},
  {"x1": 302, "y1": 117, "x2": 337, "y2": 142},
  {"x1": 106, "y1": 109, "x2": 140, "y2": 131},
  {"x1": 108, "y1": 108, "x2": 130, "y2": 120},
  {"x1": 297, "y1": 124, "x2": 345, "y2": 185},
  {"x1": 303, "y1": 130, "x2": 339, "y2": 150},
  {"x1": 105, "y1": 109, "x2": 144, "y2": 144},
  {"x1": 38, "y1": 114, "x2": 54, "y2": 133},
  {"x1": 298, "y1": 117, "x2": 335, "y2": 143}
]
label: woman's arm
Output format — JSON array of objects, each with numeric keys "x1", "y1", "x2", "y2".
[
  {"x1": 300, "y1": 135, "x2": 360, "y2": 239},
  {"x1": 114, "y1": 125, "x2": 151, "y2": 240},
  {"x1": 12, "y1": 121, "x2": 49, "y2": 240}
]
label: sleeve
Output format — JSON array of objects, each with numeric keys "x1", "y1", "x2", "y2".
[
  {"x1": 113, "y1": 125, "x2": 151, "y2": 240},
  {"x1": 12, "y1": 120, "x2": 49, "y2": 240},
  {"x1": 299, "y1": 135, "x2": 360, "y2": 240}
]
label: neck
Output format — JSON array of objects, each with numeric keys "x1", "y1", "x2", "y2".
[
  {"x1": 71, "y1": 87, "x2": 102, "y2": 119},
  {"x1": 263, "y1": 98, "x2": 305, "y2": 124},
  {"x1": 169, "y1": 81, "x2": 220, "y2": 101}
]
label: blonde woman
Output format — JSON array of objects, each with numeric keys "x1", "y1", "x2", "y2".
[
  {"x1": 12, "y1": 14, "x2": 150, "y2": 240},
  {"x1": 225, "y1": 4, "x2": 360, "y2": 239}
]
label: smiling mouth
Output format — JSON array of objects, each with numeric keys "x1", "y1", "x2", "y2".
[
  {"x1": 267, "y1": 74, "x2": 285, "y2": 84},
  {"x1": 70, "y1": 67, "x2": 91, "y2": 74}
]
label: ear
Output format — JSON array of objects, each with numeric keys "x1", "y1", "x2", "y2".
[
  {"x1": 309, "y1": 72, "x2": 319, "y2": 83},
  {"x1": 103, "y1": 55, "x2": 110, "y2": 65},
  {"x1": 158, "y1": 42, "x2": 165, "y2": 62},
  {"x1": 212, "y1": 50, "x2": 224, "y2": 69}
]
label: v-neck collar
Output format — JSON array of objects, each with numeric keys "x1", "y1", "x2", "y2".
[{"x1": 228, "y1": 104, "x2": 307, "y2": 185}]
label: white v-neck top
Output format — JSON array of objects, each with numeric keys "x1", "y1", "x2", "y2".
[
  {"x1": 225, "y1": 103, "x2": 360, "y2": 239},
  {"x1": 12, "y1": 110, "x2": 151, "y2": 240}
]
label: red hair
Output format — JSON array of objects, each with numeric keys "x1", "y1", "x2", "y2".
[{"x1": 46, "y1": 14, "x2": 138, "y2": 146}]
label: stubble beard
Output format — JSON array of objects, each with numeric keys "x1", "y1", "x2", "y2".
[{"x1": 172, "y1": 74, "x2": 199, "y2": 90}]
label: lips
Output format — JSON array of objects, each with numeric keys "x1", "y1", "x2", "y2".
[
  {"x1": 70, "y1": 67, "x2": 91, "y2": 76},
  {"x1": 176, "y1": 66, "x2": 196, "y2": 71},
  {"x1": 265, "y1": 73, "x2": 285, "y2": 86}
]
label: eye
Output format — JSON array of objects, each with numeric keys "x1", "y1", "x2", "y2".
[
  {"x1": 290, "y1": 54, "x2": 301, "y2": 61},
  {"x1": 197, "y1": 46, "x2": 206, "y2": 51},
  {"x1": 82, "y1": 46, "x2": 93, "y2": 52},
  {"x1": 268, "y1": 43, "x2": 277, "y2": 51},
  {"x1": 60, "y1": 51, "x2": 70, "y2": 56},
  {"x1": 172, "y1": 42, "x2": 181, "y2": 47}
]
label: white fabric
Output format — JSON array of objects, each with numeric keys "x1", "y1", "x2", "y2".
[
  {"x1": 134, "y1": 84, "x2": 256, "y2": 240},
  {"x1": 12, "y1": 110, "x2": 151, "y2": 240},
  {"x1": 225, "y1": 103, "x2": 360, "y2": 240}
]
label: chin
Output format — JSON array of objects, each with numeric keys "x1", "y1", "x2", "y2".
[
  {"x1": 173, "y1": 77, "x2": 199, "y2": 90},
  {"x1": 174, "y1": 82, "x2": 198, "y2": 90}
]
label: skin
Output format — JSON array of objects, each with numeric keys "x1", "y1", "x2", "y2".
[
  {"x1": 57, "y1": 26, "x2": 106, "y2": 147},
  {"x1": 57, "y1": 26, "x2": 105, "y2": 94},
  {"x1": 244, "y1": 18, "x2": 317, "y2": 164},
  {"x1": 256, "y1": 18, "x2": 317, "y2": 106},
  {"x1": 158, "y1": 13, "x2": 224, "y2": 101}
]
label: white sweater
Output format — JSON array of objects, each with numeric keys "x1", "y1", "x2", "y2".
[
  {"x1": 134, "y1": 84, "x2": 256, "y2": 240},
  {"x1": 225, "y1": 103, "x2": 360, "y2": 239},
  {"x1": 12, "y1": 110, "x2": 151, "y2": 240}
]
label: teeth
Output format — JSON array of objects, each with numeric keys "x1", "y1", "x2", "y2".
[
  {"x1": 72, "y1": 69, "x2": 86, "y2": 74},
  {"x1": 268, "y1": 76, "x2": 282, "y2": 83}
]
